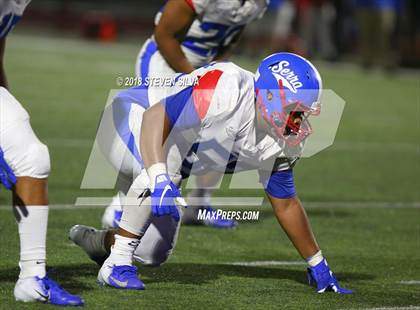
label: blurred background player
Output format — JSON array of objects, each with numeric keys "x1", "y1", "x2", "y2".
[
  {"x1": 296, "y1": 0, "x2": 337, "y2": 60},
  {"x1": 102, "y1": 0, "x2": 269, "y2": 229},
  {"x1": 0, "y1": 0, "x2": 83, "y2": 306},
  {"x1": 355, "y1": 0, "x2": 400, "y2": 69},
  {"x1": 70, "y1": 53, "x2": 352, "y2": 294}
]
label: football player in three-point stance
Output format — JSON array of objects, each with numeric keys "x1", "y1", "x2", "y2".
[
  {"x1": 0, "y1": 0, "x2": 83, "y2": 306},
  {"x1": 102, "y1": 0, "x2": 269, "y2": 229},
  {"x1": 70, "y1": 52, "x2": 352, "y2": 294}
]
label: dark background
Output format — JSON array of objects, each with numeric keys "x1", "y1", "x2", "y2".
[{"x1": 19, "y1": 0, "x2": 420, "y2": 68}]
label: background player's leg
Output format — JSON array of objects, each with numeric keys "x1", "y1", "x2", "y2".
[
  {"x1": 0, "y1": 87, "x2": 83, "y2": 304},
  {"x1": 2, "y1": 117, "x2": 83, "y2": 305},
  {"x1": 1, "y1": 119, "x2": 52, "y2": 284},
  {"x1": 13, "y1": 176, "x2": 49, "y2": 281}
]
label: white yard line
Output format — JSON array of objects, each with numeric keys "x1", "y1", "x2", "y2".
[
  {"x1": 297, "y1": 201, "x2": 420, "y2": 209},
  {"x1": 75, "y1": 199, "x2": 420, "y2": 209},
  {"x1": 0, "y1": 204, "x2": 104, "y2": 210},
  {"x1": 8, "y1": 33, "x2": 137, "y2": 57},
  {"x1": 399, "y1": 280, "x2": 420, "y2": 285},
  {"x1": 44, "y1": 138, "x2": 93, "y2": 148},
  {"x1": 40, "y1": 138, "x2": 420, "y2": 153},
  {"x1": 226, "y1": 261, "x2": 305, "y2": 267},
  {"x1": 330, "y1": 142, "x2": 419, "y2": 154},
  {"x1": 0, "y1": 201, "x2": 418, "y2": 210},
  {"x1": 75, "y1": 196, "x2": 266, "y2": 207}
]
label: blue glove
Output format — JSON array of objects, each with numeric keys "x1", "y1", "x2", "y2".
[
  {"x1": 307, "y1": 259, "x2": 353, "y2": 294},
  {"x1": 150, "y1": 173, "x2": 186, "y2": 222},
  {"x1": 0, "y1": 148, "x2": 16, "y2": 190}
]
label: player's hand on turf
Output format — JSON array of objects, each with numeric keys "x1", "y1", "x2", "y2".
[
  {"x1": 0, "y1": 148, "x2": 16, "y2": 190},
  {"x1": 150, "y1": 173, "x2": 186, "y2": 222}
]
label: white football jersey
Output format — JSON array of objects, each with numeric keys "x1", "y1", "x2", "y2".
[
  {"x1": 0, "y1": 0, "x2": 30, "y2": 38},
  {"x1": 166, "y1": 61, "x2": 297, "y2": 177},
  {"x1": 154, "y1": 0, "x2": 268, "y2": 66},
  {"x1": 106, "y1": 61, "x2": 298, "y2": 183}
]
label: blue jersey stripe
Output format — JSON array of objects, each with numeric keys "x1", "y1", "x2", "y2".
[
  {"x1": 138, "y1": 40, "x2": 157, "y2": 105},
  {"x1": 0, "y1": 14, "x2": 21, "y2": 38},
  {"x1": 112, "y1": 87, "x2": 150, "y2": 165},
  {"x1": 182, "y1": 40, "x2": 217, "y2": 57},
  {"x1": 163, "y1": 86, "x2": 200, "y2": 129}
]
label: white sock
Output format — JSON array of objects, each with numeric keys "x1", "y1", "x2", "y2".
[
  {"x1": 306, "y1": 250, "x2": 324, "y2": 267},
  {"x1": 16, "y1": 205, "x2": 48, "y2": 279},
  {"x1": 107, "y1": 234, "x2": 139, "y2": 266}
]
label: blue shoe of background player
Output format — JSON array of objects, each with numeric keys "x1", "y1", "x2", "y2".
[
  {"x1": 14, "y1": 276, "x2": 84, "y2": 306},
  {"x1": 203, "y1": 207, "x2": 238, "y2": 229},
  {"x1": 98, "y1": 263, "x2": 145, "y2": 290},
  {"x1": 307, "y1": 259, "x2": 353, "y2": 294}
]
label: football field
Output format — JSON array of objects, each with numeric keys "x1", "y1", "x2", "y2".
[{"x1": 0, "y1": 32, "x2": 419, "y2": 309}]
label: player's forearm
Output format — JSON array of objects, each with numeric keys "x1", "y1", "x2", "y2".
[
  {"x1": 267, "y1": 194, "x2": 320, "y2": 259},
  {"x1": 154, "y1": 0, "x2": 195, "y2": 74},
  {"x1": 155, "y1": 36, "x2": 194, "y2": 73},
  {"x1": 140, "y1": 103, "x2": 171, "y2": 169}
]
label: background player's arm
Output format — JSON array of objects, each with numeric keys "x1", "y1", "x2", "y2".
[
  {"x1": 0, "y1": 37, "x2": 8, "y2": 88},
  {"x1": 154, "y1": 0, "x2": 196, "y2": 74}
]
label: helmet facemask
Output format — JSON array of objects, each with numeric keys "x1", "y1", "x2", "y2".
[
  {"x1": 270, "y1": 104, "x2": 313, "y2": 147},
  {"x1": 256, "y1": 83, "x2": 319, "y2": 148}
]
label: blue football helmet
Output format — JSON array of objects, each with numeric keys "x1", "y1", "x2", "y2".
[{"x1": 254, "y1": 53, "x2": 322, "y2": 146}]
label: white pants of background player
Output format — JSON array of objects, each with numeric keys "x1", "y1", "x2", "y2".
[
  {"x1": 0, "y1": 87, "x2": 52, "y2": 301},
  {"x1": 0, "y1": 88, "x2": 50, "y2": 180},
  {"x1": 98, "y1": 101, "x2": 183, "y2": 266},
  {"x1": 102, "y1": 38, "x2": 180, "y2": 228}
]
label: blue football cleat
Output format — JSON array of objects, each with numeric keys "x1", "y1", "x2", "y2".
[
  {"x1": 307, "y1": 259, "x2": 353, "y2": 294},
  {"x1": 203, "y1": 207, "x2": 238, "y2": 229},
  {"x1": 41, "y1": 277, "x2": 85, "y2": 306},
  {"x1": 14, "y1": 275, "x2": 84, "y2": 306},
  {"x1": 98, "y1": 264, "x2": 145, "y2": 290}
]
